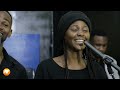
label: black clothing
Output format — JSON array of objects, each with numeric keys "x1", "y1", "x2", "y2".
[
  {"x1": 35, "y1": 58, "x2": 108, "y2": 79},
  {"x1": 0, "y1": 48, "x2": 28, "y2": 79},
  {"x1": 98, "y1": 60, "x2": 105, "y2": 69},
  {"x1": 92, "y1": 56, "x2": 106, "y2": 73}
]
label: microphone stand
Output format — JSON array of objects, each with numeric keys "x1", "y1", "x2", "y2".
[
  {"x1": 85, "y1": 41, "x2": 120, "y2": 76},
  {"x1": 107, "y1": 64, "x2": 115, "y2": 79}
]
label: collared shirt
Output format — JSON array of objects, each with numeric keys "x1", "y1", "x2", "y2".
[{"x1": 0, "y1": 48, "x2": 28, "y2": 79}]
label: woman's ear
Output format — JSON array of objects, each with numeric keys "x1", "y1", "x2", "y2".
[{"x1": 8, "y1": 29, "x2": 12, "y2": 37}]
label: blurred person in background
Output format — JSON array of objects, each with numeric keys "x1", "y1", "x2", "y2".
[{"x1": 90, "y1": 30, "x2": 120, "y2": 79}]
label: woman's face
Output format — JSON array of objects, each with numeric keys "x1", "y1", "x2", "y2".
[{"x1": 64, "y1": 20, "x2": 90, "y2": 51}]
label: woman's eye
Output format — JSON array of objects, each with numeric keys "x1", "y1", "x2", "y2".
[
  {"x1": 70, "y1": 27, "x2": 79, "y2": 32},
  {"x1": 72, "y1": 29, "x2": 78, "y2": 31},
  {"x1": 5, "y1": 24, "x2": 8, "y2": 26},
  {"x1": 83, "y1": 29, "x2": 88, "y2": 32},
  {"x1": 3, "y1": 24, "x2": 8, "y2": 27}
]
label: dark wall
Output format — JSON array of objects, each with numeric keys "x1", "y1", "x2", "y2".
[
  {"x1": 53, "y1": 11, "x2": 120, "y2": 66},
  {"x1": 83, "y1": 11, "x2": 120, "y2": 67},
  {"x1": 53, "y1": 11, "x2": 69, "y2": 57}
]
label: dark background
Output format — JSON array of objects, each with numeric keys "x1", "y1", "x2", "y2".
[{"x1": 53, "y1": 11, "x2": 120, "y2": 67}]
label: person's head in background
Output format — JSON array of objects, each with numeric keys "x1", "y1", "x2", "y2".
[
  {"x1": 0, "y1": 11, "x2": 12, "y2": 45},
  {"x1": 90, "y1": 30, "x2": 109, "y2": 61},
  {"x1": 90, "y1": 30, "x2": 108, "y2": 54}
]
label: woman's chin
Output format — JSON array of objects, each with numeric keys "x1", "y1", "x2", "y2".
[{"x1": 75, "y1": 45, "x2": 85, "y2": 51}]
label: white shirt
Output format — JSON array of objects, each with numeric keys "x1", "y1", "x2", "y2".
[{"x1": 104, "y1": 59, "x2": 120, "y2": 79}]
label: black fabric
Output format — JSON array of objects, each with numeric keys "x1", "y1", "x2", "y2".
[
  {"x1": 35, "y1": 58, "x2": 108, "y2": 79},
  {"x1": 0, "y1": 48, "x2": 28, "y2": 79},
  {"x1": 57, "y1": 11, "x2": 92, "y2": 37}
]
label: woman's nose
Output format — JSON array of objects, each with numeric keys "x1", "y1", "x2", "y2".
[
  {"x1": 0, "y1": 24, "x2": 4, "y2": 31},
  {"x1": 77, "y1": 30, "x2": 84, "y2": 36}
]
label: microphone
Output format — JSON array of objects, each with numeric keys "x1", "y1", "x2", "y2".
[
  {"x1": 84, "y1": 41, "x2": 106, "y2": 59},
  {"x1": 84, "y1": 41, "x2": 114, "y2": 62},
  {"x1": 0, "y1": 33, "x2": 3, "y2": 45},
  {"x1": 84, "y1": 41, "x2": 120, "y2": 72}
]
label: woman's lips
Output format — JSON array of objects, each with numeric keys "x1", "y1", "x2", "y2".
[{"x1": 75, "y1": 39, "x2": 84, "y2": 44}]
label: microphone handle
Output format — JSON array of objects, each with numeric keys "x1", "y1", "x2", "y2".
[
  {"x1": 85, "y1": 41, "x2": 120, "y2": 72},
  {"x1": 84, "y1": 41, "x2": 105, "y2": 59},
  {"x1": 0, "y1": 33, "x2": 2, "y2": 45}
]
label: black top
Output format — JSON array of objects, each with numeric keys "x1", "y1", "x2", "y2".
[
  {"x1": 35, "y1": 58, "x2": 108, "y2": 79},
  {"x1": 0, "y1": 48, "x2": 28, "y2": 79}
]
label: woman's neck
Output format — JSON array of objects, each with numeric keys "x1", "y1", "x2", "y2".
[
  {"x1": 65, "y1": 49, "x2": 86, "y2": 70},
  {"x1": 66, "y1": 49, "x2": 83, "y2": 63}
]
